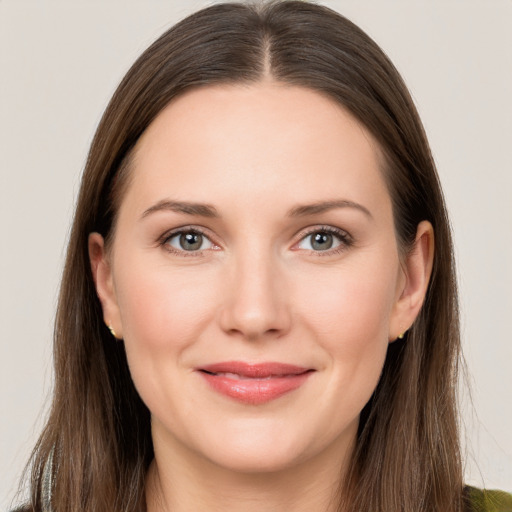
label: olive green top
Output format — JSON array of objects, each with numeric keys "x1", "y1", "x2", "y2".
[{"x1": 466, "y1": 487, "x2": 512, "y2": 511}]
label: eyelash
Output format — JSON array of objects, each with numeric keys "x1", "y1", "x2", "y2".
[{"x1": 158, "y1": 225, "x2": 353, "y2": 257}]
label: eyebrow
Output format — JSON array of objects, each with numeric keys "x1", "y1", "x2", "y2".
[
  {"x1": 288, "y1": 200, "x2": 373, "y2": 219},
  {"x1": 141, "y1": 200, "x2": 219, "y2": 219}
]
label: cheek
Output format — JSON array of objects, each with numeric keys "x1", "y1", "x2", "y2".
[
  {"x1": 113, "y1": 261, "x2": 220, "y2": 418},
  {"x1": 114, "y1": 261, "x2": 218, "y2": 354},
  {"x1": 300, "y1": 263, "x2": 397, "y2": 345},
  {"x1": 295, "y1": 264, "x2": 396, "y2": 430},
  {"x1": 295, "y1": 258, "x2": 398, "y2": 398}
]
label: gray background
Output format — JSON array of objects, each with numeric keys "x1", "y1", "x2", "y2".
[{"x1": 1, "y1": 0, "x2": 511, "y2": 508}]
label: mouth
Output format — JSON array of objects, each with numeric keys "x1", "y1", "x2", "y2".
[{"x1": 196, "y1": 362, "x2": 315, "y2": 405}]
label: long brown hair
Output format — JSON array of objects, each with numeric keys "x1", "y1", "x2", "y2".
[{"x1": 22, "y1": 2, "x2": 463, "y2": 510}]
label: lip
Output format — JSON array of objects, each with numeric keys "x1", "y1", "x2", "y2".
[{"x1": 196, "y1": 361, "x2": 315, "y2": 405}]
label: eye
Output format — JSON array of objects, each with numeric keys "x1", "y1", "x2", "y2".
[
  {"x1": 296, "y1": 228, "x2": 350, "y2": 252},
  {"x1": 165, "y1": 230, "x2": 214, "y2": 252}
]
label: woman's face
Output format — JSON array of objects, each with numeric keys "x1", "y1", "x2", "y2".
[{"x1": 91, "y1": 82, "x2": 431, "y2": 474}]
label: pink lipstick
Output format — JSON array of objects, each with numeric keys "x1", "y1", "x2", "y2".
[{"x1": 196, "y1": 361, "x2": 314, "y2": 404}]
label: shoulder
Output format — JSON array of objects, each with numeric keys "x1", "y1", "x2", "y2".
[{"x1": 466, "y1": 486, "x2": 512, "y2": 512}]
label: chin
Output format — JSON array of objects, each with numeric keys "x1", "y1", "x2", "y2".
[
  {"x1": 206, "y1": 444, "x2": 306, "y2": 475},
  {"x1": 192, "y1": 421, "x2": 326, "y2": 475}
]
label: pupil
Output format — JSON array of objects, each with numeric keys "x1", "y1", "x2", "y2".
[
  {"x1": 312, "y1": 232, "x2": 333, "y2": 250},
  {"x1": 180, "y1": 232, "x2": 202, "y2": 251}
]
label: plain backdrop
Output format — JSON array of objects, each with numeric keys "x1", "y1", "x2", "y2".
[{"x1": 1, "y1": 0, "x2": 511, "y2": 508}]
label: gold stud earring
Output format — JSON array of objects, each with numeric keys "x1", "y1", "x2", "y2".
[
  {"x1": 397, "y1": 331, "x2": 406, "y2": 340},
  {"x1": 107, "y1": 323, "x2": 119, "y2": 339}
]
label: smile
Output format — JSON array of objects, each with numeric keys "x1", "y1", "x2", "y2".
[{"x1": 196, "y1": 362, "x2": 315, "y2": 405}]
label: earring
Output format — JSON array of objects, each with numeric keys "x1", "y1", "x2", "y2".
[
  {"x1": 107, "y1": 323, "x2": 119, "y2": 339},
  {"x1": 397, "y1": 331, "x2": 406, "y2": 340}
]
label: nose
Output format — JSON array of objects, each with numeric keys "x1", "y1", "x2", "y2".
[{"x1": 218, "y1": 249, "x2": 291, "y2": 341}]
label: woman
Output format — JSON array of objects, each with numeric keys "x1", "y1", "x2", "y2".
[{"x1": 10, "y1": 1, "x2": 512, "y2": 511}]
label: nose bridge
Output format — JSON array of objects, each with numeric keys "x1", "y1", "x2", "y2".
[{"x1": 219, "y1": 239, "x2": 290, "y2": 339}]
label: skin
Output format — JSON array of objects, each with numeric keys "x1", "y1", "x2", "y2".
[{"x1": 89, "y1": 82, "x2": 434, "y2": 512}]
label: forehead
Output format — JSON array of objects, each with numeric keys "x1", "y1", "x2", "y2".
[{"x1": 121, "y1": 82, "x2": 390, "y2": 219}]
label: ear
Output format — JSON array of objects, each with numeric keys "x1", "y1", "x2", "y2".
[
  {"x1": 88, "y1": 232, "x2": 123, "y2": 339},
  {"x1": 389, "y1": 220, "x2": 434, "y2": 341}
]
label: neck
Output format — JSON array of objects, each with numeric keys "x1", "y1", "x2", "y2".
[{"x1": 145, "y1": 422, "x2": 356, "y2": 512}]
